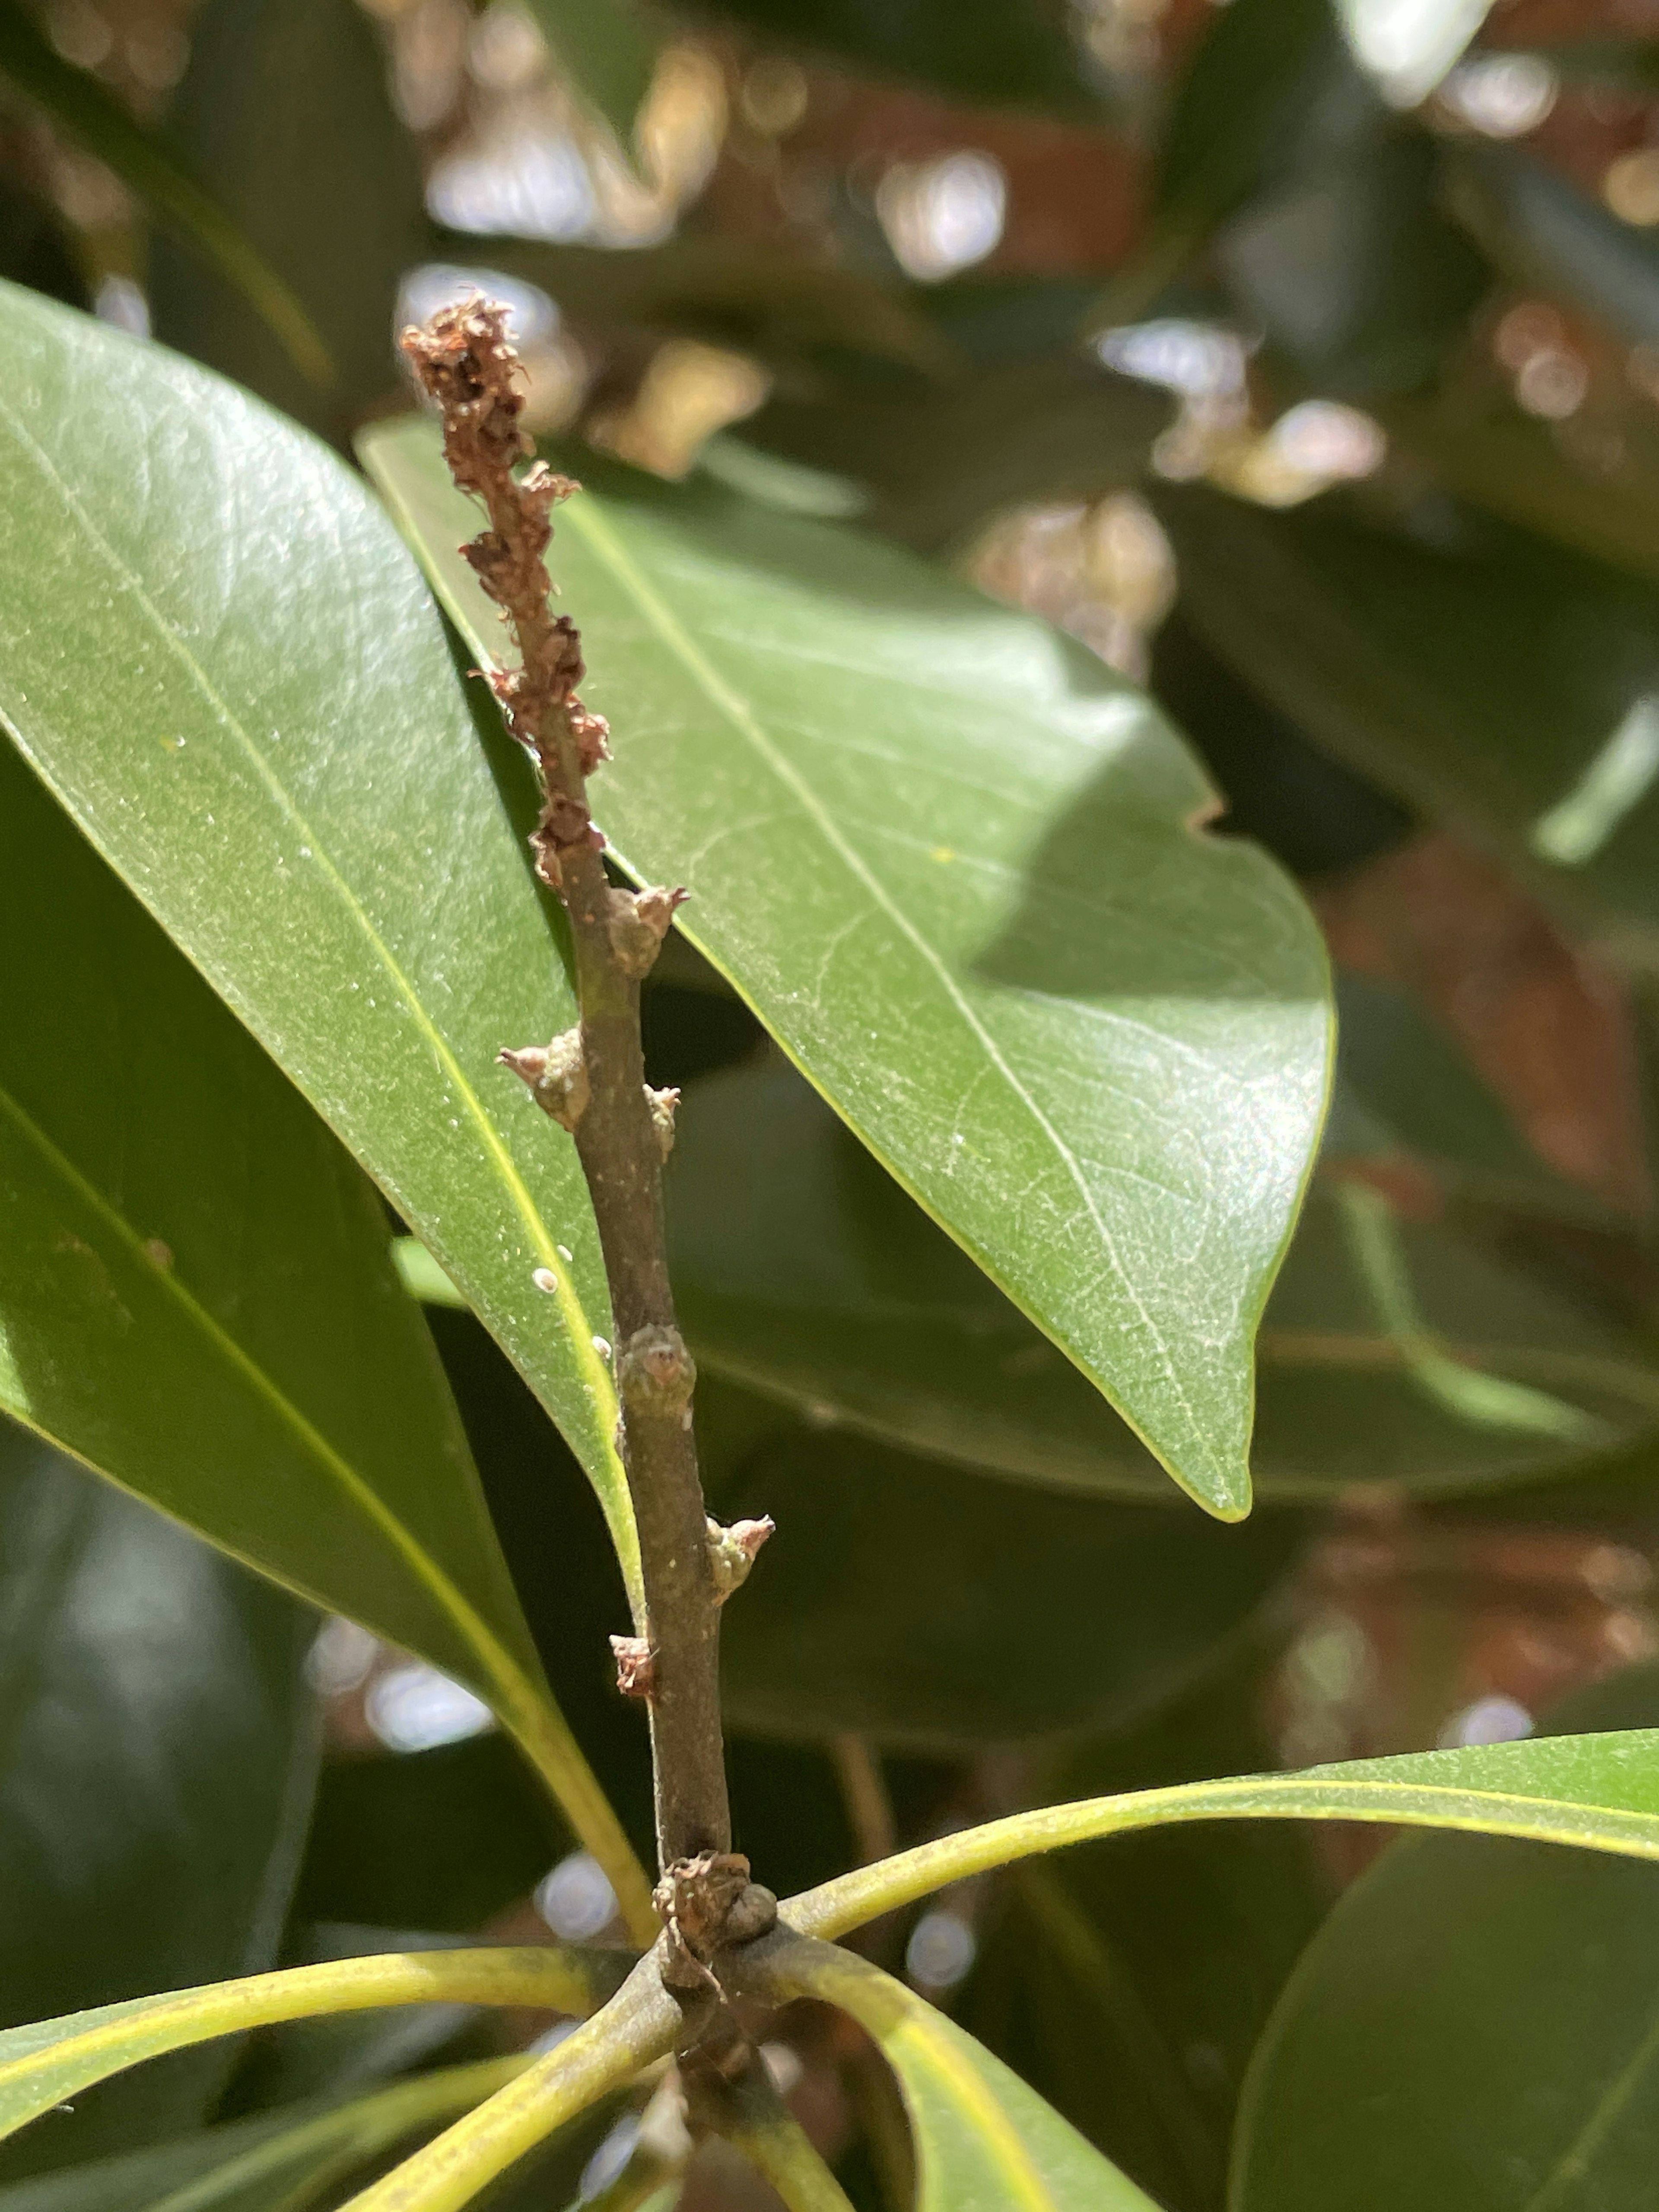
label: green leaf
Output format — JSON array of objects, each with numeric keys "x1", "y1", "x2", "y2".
[
  {"x1": 707, "y1": 1404, "x2": 1304, "y2": 1748},
  {"x1": 522, "y1": 0, "x2": 658, "y2": 157},
  {"x1": 683, "y1": 0, "x2": 1104, "y2": 118},
  {"x1": 0, "y1": 0, "x2": 325, "y2": 381},
  {"x1": 0, "y1": 2059, "x2": 527, "y2": 2212},
  {"x1": 0, "y1": 686, "x2": 647, "y2": 1935},
  {"x1": 1230, "y1": 1662, "x2": 1659, "y2": 2212},
  {"x1": 781, "y1": 1729, "x2": 1659, "y2": 1942},
  {"x1": 957, "y1": 1675, "x2": 1326, "y2": 2210},
  {"x1": 313, "y1": 1959, "x2": 678, "y2": 2212},
  {"x1": 669, "y1": 1064, "x2": 1659, "y2": 1503},
  {"x1": 0, "y1": 287, "x2": 637, "y2": 1591},
  {"x1": 1154, "y1": 483, "x2": 1659, "y2": 953},
  {"x1": 361, "y1": 418, "x2": 1332, "y2": 1519},
  {"x1": 148, "y1": 0, "x2": 426, "y2": 441},
  {"x1": 0, "y1": 1951, "x2": 629, "y2": 2154},
  {"x1": 0, "y1": 1424, "x2": 316, "y2": 2181},
  {"x1": 1099, "y1": 0, "x2": 1338, "y2": 321},
  {"x1": 747, "y1": 1937, "x2": 1160, "y2": 2211}
]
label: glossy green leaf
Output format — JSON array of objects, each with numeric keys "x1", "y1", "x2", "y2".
[
  {"x1": 1231, "y1": 1663, "x2": 1659, "y2": 2212},
  {"x1": 684, "y1": 0, "x2": 1104, "y2": 117},
  {"x1": 524, "y1": 0, "x2": 657, "y2": 156},
  {"x1": 1156, "y1": 483, "x2": 1659, "y2": 953},
  {"x1": 957, "y1": 1677, "x2": 1326, "y2": 2212},
  {"x1": 362, "y1": 417, "x2": 1332, "y2": 1519},
  {"x1": 0, "y1": 1424, "x2": 316, "y2": 2181},
  {"x1": 0, "y1": 286, "x2": 636, "y2": 1584},
  {"x1": 0, "y1": 674, "x2": 646, "y2": 1933},
  {"x1": 782, "y1": 1729, "x2": 1659, "y2": 1942},
  {"x1": 0, "y1": 0, "x2": 325, "y2": 381},
  {"x1": 148, "y1": 0, "x2": 425, "y2": 442},
  {"x1": 748, "y1": 1937, "x2": 1160, "y2": 2211},
  {"x1": 0, "y1": 1950, "x2": 629, "y2": 2154},
  {"x1": 668, "y1": 1063, "x2": 1659, "y2": 1502},
  {"x1": 707, "y1": 1406, "x2": 1303, "y2": 1748},
  {"x1": 0, "y1": 2059, "x2": 526, "y2": 2212}
]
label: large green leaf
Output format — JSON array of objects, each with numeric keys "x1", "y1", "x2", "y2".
[
  {"x1": 706, "y1": 1404, "x2": 1303, "y2": 1748},
  {"x1": 0, "y1": 0, "x2": 324, "y2": 380},
  {"x1": 0, "y1": 1424, "x2": 316, "y2": 2181},
  {"x1": 667, "y1": 1064, "x2": 1659, "y2": 1503},
  {"x1": 747, "y1": 1938, "x2": 1160, "y2": 2211},
  {"x1": 0, "y1": 287, "x2": 634, "y2": 1578},
  {"x1": 781, "y1": 1730, "x2": 1659, "y2": 1941},
  {"x1": 362, "y1": 418, "x2": 1332, "y2": 1519},
  {"x1": 148, "y1": 0, "x2": 425, "y2": 441},
  {"x1": 0, "y1": 705, "x2": 647, "y2": 1932},
  {"x1": 1230, "y1": 1663, "x2": 1659, "y2": 2212},
  {"x1": 1157, "y1": 483, "x2": 1659, "y2": 951}
]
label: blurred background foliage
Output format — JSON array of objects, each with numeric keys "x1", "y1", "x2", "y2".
[{"x1": 16, "y1": 0, "x2": 1659, "y2": 2204}]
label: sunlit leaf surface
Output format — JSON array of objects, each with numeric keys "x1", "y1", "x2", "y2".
[{"x1": 364, "y1": 418, "x2": 1331, "y2": 1517}]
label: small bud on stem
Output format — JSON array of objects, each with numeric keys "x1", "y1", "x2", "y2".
[{"x1": 498, "y1": 1027, "x2": 589, "y2": 1131}]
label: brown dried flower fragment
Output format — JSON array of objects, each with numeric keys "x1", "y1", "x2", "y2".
[{"x1": 611, "y1": 1634, "x2": 656, "y2": 1700}]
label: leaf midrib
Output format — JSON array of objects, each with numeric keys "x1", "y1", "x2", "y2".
[
  {"x1": 0, "y1": 375, "x2": 623, "y2": 1501},
  {"x1": 559, "y1": 496, "x2": 1201, "y2": 1452}
]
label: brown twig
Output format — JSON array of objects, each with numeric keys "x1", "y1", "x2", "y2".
[{"x1": 400, "y1": 299, "x2": 767, "y2": 1916}]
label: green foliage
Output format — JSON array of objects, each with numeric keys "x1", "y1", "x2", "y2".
[
  {"x1": 0, "y1": 0, "x2": 325, "y2": 377},
  {"x1": 0, "y1": 281, "x2": 634, "y2": 1591},
  {"x1": 9, "y1": 0, "x2": 1659, "y2": 2201},
  {"x1": 0, "y1": 730, "x2": 639, "y2": 1917},
  {"x1": 0, "y1": 1426, "x2": 317, "y2": 2181},
  {"x1": 1232, "y1": 1666, "x2": 1659, "y2": 2211},
  {"x1": 148, "y1": 0, "x2": 426, "y2": 440},
  {"x1": 363, "y1": 415, "x2": 1331, "y2": 1518}
]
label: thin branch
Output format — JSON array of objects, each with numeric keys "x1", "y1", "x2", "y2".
[{"x1": 399, "y1": 302, "x2": 774, "y2": 1959}]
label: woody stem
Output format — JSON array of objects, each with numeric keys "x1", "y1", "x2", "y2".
[{"x1": 400, "y1": 301, "x2": 731, "y2": 1880}]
